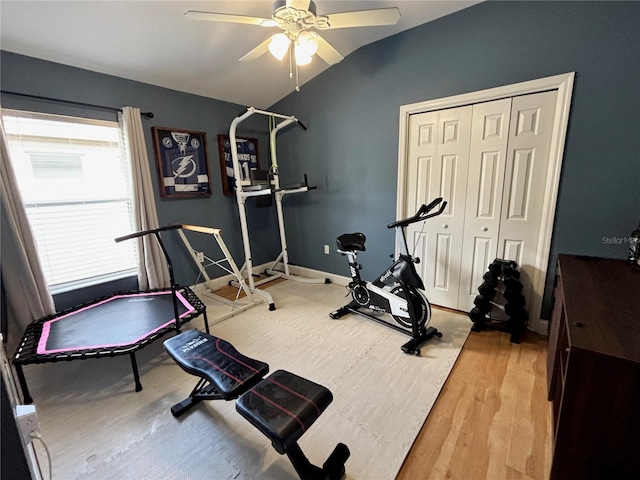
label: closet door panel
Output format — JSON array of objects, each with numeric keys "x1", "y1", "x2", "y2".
[
  {"x1": 406, "y1": 111, "x2": 438, "y2": 213},
  {"x1": 458, "y1": 98, "x2": 512, "y2": 310},
  {"x1": 425, "y1": 106, "x2": 472, "y2": 308},
  {"x1": 498, "y1": 90, "x2": 558, "y2": 312},
  {"x1": 406, "y1": 111, "x2": 437, "y2": 305},
  {"x1": 406, "y1": 106, "x2": 472, "y2": 309}
]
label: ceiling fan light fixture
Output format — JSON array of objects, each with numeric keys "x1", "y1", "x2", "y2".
[
  {"x1": 297, "y1": 31, "x2": 319, "y2": 56},
  {"x1": 294, "y1": 48, "x2": 313, "y2": 66},
  {"x1": 268, "y1": 33, "x2": 290, "y2": 60}
]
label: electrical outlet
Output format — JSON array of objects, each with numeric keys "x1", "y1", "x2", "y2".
[
  {"x1": 324, "y1": 244, "x2": 330, "y2": 255},
  {"x1": 16, "y1": 404, "x2": 39, "y2": 445},
  {"x1": 196, "y1": 251, "x2": 204, "y2": 263}
]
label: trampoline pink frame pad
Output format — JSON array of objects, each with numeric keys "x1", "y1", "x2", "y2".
[{"x1": 37, "y1": 291, "x2": 196, "y2": 354}]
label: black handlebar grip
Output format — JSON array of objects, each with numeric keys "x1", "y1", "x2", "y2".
[
  {"x1": 387, "y1": 197, "x2": 446, "y2": 229},
  {"x1": 423, "y1": 197, "x2": 443, "y2": 214},
  {"x1": 114, "y1": 224, "x2": 182, "y2": 243}
]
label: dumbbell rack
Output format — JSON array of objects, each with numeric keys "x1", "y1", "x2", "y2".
[{"x1": 468, "y1": 258, "x2": 528, "y2": 343}]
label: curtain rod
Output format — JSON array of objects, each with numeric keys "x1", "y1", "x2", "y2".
[{"x1": 0, "y1": 90, "x2": 154, "y2": 119}]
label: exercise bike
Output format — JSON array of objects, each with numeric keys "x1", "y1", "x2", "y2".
[{"x1": 330, "y1": 198, "x2": 447, "y2": 355}]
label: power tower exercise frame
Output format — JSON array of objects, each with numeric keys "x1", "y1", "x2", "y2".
[{"x1": 229, "y1": 107, "x2": 329, "y2": 308}]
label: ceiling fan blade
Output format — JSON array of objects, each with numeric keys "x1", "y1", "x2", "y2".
[
  {"x1": 239, "y1": 37, "x2": 273, "y2": 62},
  {"x1": 184, "y1": 10, "x2": 276, "y2": 27},
  {"x1": 286, "y1": 0, "x2": 311, "y2": 10},
  {"x1": 315, "y1": 35, "x2": 344, "y2": 65},
  {"x1": 325, "y1": 8, "x2": 401, "y2": 29}
]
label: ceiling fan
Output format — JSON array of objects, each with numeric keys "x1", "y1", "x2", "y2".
[{"x1": 185, "y1": 0, "x2": 401, "y2": 90}]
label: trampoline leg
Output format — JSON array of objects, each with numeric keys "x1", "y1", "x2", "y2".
[
  {"x1": 14, "y1": 364, "x2": 33, "y2": 404},
  {"x1": 130, "y1": 353, "x2": 143, "y2": 392},
  {"x1": 203, "y1": 311, "x2": 210, "y2": 334}
]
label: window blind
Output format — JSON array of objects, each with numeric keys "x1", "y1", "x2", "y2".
[{"x1": 2, "y1": 109, "x2": 138, "y2": 293}]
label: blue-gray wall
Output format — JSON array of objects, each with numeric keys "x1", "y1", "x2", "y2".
[
  {"x1": 0, "y1": 52, "x2": 281, "y2": 309},
  {"x1": 271, "y1": 0, "x2": 640, "y2": 318},
  {"x1": 2, "y1": 1, "x2": 639, "y2": 317}
]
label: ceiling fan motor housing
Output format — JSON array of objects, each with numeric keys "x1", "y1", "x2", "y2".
[{"x1": 272, "y1": 0, "x2": 329, "y2": 31}]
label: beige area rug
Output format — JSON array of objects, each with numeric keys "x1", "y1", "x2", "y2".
[{"x1": 23, "y1": 280, "x2": 470, "y2": 480}]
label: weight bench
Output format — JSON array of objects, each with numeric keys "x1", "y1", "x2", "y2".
[{"x1": 163, "y1": 330, "x2": 350, "y2": 480}]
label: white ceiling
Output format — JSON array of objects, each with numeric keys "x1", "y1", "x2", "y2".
[{"x1": 0, "y1": 1, "x2": 480, "y2": 108}]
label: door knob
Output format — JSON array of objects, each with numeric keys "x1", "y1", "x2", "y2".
[
  {"x1": 481, "y1": 226, "x2": 488, "y2": 232},
  {"x1": 442, "y1": 224, "x2": 449, "y2": 229}
]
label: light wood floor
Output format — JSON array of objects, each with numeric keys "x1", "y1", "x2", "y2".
[
  {"x1": 396, "y1": 323, "x2": 552, "y2": 480},
  {"x1": 216, "y1": 280, "x2": 552, "y2": 480}
]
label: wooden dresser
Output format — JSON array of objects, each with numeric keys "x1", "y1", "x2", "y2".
[{"x1": 547, "y1": 255, "x2": 640, "y2": 479}]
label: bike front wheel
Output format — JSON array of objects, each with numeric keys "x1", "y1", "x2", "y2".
[{"x1": 390, "y1": 286, "x2": 431, "y2": 330}]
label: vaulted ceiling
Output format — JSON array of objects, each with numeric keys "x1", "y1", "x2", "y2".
[{"x1": 1, "y1": 1, "x2": 480, "y2": 108}]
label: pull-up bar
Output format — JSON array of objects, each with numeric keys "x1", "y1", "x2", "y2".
[{"x1": 233, "y1": 106, "x2": 307, "y2": 130}]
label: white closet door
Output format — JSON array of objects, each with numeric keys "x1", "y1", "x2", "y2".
[
  {"x1": 497, "y1": 90, "x2": 558, "y2": 310},
  {"x1": 405, "y1": 110, "x2": 439, "y2": 214},
  {"x1": 457, "y1": 98, "x2": 512, "y2": 310},
  {"x1": 406, "y1": 106, "x2": 472, "y2": 308}
]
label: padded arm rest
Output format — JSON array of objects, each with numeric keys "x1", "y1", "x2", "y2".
[{"x1": 163, "y1": 330, "x2": 268, "y2": 400}]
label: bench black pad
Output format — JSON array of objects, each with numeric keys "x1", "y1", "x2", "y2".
[
  {"x1": 236, "y1": 369, "x2": 333, "y2": 455},
  {"x1": 163, "y1": 330, "x2": 269, "y2": 400}
]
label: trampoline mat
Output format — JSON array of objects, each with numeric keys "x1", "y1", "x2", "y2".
[{"x1": 37, "y1": 291, "x2": 195, "y2": 354}]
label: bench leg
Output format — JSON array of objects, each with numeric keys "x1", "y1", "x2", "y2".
[
  {"x1": 171, "y1": 378, "x2": 225, "y2": 417},
  {"x1": 285, "y1": 442, "x2": 350, "y2": 480}
]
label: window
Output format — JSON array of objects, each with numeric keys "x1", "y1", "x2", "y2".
[{"x1": 3, "y1": 109, "x2": 138, "y2": 293}]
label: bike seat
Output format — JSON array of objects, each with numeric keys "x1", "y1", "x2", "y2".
[{"x1": 336, "y1": 233, "x2": 366, "y2": 252}]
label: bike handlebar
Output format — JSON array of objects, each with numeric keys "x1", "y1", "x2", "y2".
[{"x1": 387, "y1": 197, "x2": 447, "y2": 229}]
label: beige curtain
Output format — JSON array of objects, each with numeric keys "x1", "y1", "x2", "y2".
[
  {"x1": 119, "y1": 107, "x2": 170, "y2": 290},
  {"x1": 0, "y1": 117, "x2": 56, "y2": 353}
]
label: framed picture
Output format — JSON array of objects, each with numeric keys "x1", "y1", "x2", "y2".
[
  {"x1": 152, "y1": 127, "x2": 212, "y2": 198},
  {"x1": 217, "y1": 134, "x2": 260, "y2": 196}
]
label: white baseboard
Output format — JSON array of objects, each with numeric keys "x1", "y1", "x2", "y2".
[
  {"x1": 281, "y1": 264, "x2": 351, "y2": 286},
  {"x1": 187, "y1": 261, "x2": 277, "y2": 291},
  {"x1": 528, "y1": 318, "x2": 549, "y2": 335},
  {"x1": 192, "y1": 259, "x2": 350, "y2": 288}
]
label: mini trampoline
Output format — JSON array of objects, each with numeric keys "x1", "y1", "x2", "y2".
[{"x1": 12, "y1": 225, "x2": 209, "y2": 404}]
